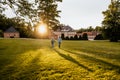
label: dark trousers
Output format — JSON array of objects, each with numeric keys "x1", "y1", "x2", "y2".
[
  {"x1": 51, "y1": 42, "x2": 54, "y2": 48},
  {"x1": 58, "y1": 42, "x2": 61, "y2": 48}
]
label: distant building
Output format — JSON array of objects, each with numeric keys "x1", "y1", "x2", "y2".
[
  {"x1": 4, "y1": 27, "x2": 20, "y2": 38},
  {"x1": 53, "y1": 25, "x2": 76, "y2": 38},
  {"x1": 50, "y1": 25, "x2": 99, "y2": 40}
]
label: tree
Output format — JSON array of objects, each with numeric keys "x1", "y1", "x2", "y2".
[
  {"x1": 29, "y1": 0, "x2": 62, "y2": 38},
  {"x1": 0, "y1": 14, "x2": 33, "y2": 38},
  {"x1": 0, "y1": 29, "x2": 3, "y2": 37},
  {"x1": 94, "y1": 34, "x2": 104, "y2": 40},
  {"x1": 61, "y1": 33, "x2": 65, "y2": 40},
  {"x1": 87, "y1": 26, "x2": 94, "y2": 32},
  {"x1": 0, "y1": 0, "x2": 62, "y2": 38},
  {"x1": 65, "y1": 36, "x2": 69, "y2": 40},
  {"x1": 36, "y1": 0, "x2": 62, "y2": 29},
  {"x1": 0, "y1": 0, "x2": 37, "y2": 38},
  {"x1": 77, "y1": 28, "x2": 87, "y2": 33},
  {"x1": 74, "y1": 34, "x2": 78, "y2": 40},
  {"x1": 102, "y1": 0, "x2": 120, "y2": 42},
  {"x1": 0, "y1": 0, "x2": 36, "y2": 23},
  {"x1": 95, "y1": 26, "x2": 102, "y2": 32},
  {"x1": 82, "y1": 33, "x2": 88, "y2": 40},
  {"x1": 70, "y1": 36, "x2": 74, "y2": 40},
  {"x1": 78, "y1": 35, "x2": 82, "y2": 40}
]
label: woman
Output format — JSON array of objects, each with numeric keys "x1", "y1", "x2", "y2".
[{"x1": 51, "y1": 37, "x2": 55, "y2": 48}]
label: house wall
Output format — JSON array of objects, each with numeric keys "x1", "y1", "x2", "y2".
[
  {"x1": 88, "y1": 36, "x2": 96, "y2": 40},
  {"x1": 53, "y1": 31, "x2": 76, "y2": 38},
  {"x1": 4, "y1": 33, "x2": 20, "y2": 38},
  {"x1": 53, "y1": 31, "x2": 99, "y2": 40}
]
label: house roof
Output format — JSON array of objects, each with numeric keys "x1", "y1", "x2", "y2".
[
  {"x1": 4, "y1": 27, "x2": 19, "y2": 33},
  {"x1": 56, "y1": 25, "x2": 74, "y2": 32},
  {"x1": 82, "y1": 31, "x2": 98, "y2": 36}
]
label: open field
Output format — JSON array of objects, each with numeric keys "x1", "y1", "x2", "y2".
[{"x1": 0, "y1": 39, "x2": 120, "y2": 80}]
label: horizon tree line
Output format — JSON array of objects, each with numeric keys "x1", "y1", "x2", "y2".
[{"x1": 0, "y1": 0, "x2": 120, "y2": 42}]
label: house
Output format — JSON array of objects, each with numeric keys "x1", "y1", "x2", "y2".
[
  {"x1": 53, "y1": 25, "x2": 76, "y2": 38},
  {"x1": 50, "y1": 25, "x2": 99, "y2": 40},
  {"x1": 4, "y1": 27, "x2": 20, "y2": 38}
]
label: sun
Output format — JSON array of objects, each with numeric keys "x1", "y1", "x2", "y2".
[{"x1": 38, "y1": 24, "x2": 47, "y2": 34}]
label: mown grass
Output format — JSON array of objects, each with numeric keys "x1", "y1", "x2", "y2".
[{"x1": 0, "y1": 39, "x2": 120, "y2": 80}]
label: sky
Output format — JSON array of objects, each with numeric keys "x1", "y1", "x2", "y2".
[
  {"x1": 58, "y1": 0, "x2": 111, "y2": 29},
  {"x1": 4, "y1": 0, "x2": 111, "y2": 30}
]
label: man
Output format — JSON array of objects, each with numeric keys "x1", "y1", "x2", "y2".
[{"x1": 58, "y1": 37, "x2": 62, "y2": 48}]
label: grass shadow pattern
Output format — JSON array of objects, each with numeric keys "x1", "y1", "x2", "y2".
[
  {"x1": 62, "y1": 49, "x2": 120, "y2": 74},
  {"x1": 54, "y1": 48, "x2": 94, "y2": 72},
  {"x1": 0, "y1": 39, "x2": 120, "y2": 79}
]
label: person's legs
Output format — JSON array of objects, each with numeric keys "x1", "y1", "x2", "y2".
[
  {"x1": 51, "y1": 42, "x2": 54, "y2": 48},
  {"x1": 58, "y1": 42, "x2": 61, "y2": 48},
  {"x1": 53, "y1": 43, "x2": 54, "y2": 48}
]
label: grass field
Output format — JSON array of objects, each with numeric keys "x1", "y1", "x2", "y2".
[{"x1": 0, "y1": 38, "x2": 120, "y2": 80}]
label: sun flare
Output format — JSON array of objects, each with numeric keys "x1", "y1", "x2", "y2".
[{"x1": 38, "y1": 24, "x2": 47, "y2": 34}]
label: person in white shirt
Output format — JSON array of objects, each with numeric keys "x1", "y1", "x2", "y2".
[{"x1": 58, "y1": 37, "x2": 62, "y2": 48}]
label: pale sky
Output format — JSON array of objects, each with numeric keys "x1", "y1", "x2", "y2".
[
  {"x1": 4, "y1": 0, "x2": 111, "y2": 29},
  {"x1": 58, "y1": 0, "x2": 111, "y2": 29}
]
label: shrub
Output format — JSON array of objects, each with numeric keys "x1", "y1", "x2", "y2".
[
  {"x1": 70, "y1": 36, "x2": 74, "y2": 40},
  {"x1": 74, "y1": 34, "x2": 78, "y2": 40},
  {"x1": 65, "y1": 36, "x2": 69, "y2": 40},
  {"x1": 78, "y1": 35, "x2": 82, "y2": 40},
  {"x1": 82, "y1": 33, "x2": 88, "y2": 40},
  {"x1": 94, "y1": 34, "x2": 104, "y2": 40},
  {"x1": 0, "y1": 30, "x2": 3, "y2": 37}
]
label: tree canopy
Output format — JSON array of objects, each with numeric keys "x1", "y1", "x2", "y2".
[
  {"x1": 0, "y1": 0, "x2": 62, "y2": 38},
  {"x1": 36, "y1": 0, "x2": 62, "y2": 28},
  {"x1": 102, "y1": 0, "x2": 120, "y2": 42}
]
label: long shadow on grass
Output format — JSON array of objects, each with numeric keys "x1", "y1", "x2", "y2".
[
  {"x1": 62, "y1": 49, "x2": 120, "y2": 73},
  {"x1": 0, "y1": 50, "x2": 42, "y2": 80},
  {"x1": 54, "y1": 48, "x2": 93, "y2": 72},
  {"x1": 69, "y1": 47, "x2": 120, "y2": 60},
  {"x1": 0, "y1": 47, "x2": 7, "y2": 50},
  {"x1": 15, "y1": 54, "x2": 42, "y2": 80}
]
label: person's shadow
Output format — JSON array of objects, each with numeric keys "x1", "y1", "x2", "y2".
[{"x1": 54, "y1": 48, "x2": 94, "y2": 72}]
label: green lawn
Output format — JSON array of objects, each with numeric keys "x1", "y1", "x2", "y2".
[{"x1": 0, "y1": 39, "x2": 120, "y2": 80}]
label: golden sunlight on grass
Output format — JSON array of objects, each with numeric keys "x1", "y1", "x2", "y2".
[
  {"x1": 38, "y1": 24, "x2": 47, "y2": 34},
  {"x1": 0, "y1": 39, "x2": 120, "y2": 79}
]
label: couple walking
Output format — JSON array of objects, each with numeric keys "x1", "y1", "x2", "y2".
[{"x1": 51, "y1": 37, "x2": 62, "y2": 48}]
